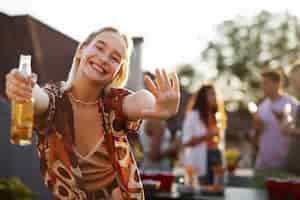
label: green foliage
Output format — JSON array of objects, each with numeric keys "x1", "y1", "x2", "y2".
[
  {"x1": 176, "y1": 64, "x2": 203, "y2": 92},
  {"x1": 0, "y1": 178, "x2": 36, "y2": 200},
  {"x1": 201, "y1": 10, "x2": 300, "y2": 106}
]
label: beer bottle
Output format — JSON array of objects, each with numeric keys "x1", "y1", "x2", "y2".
[{"x1": 10, "y1": 55, "x2": 34, "y2": 145}]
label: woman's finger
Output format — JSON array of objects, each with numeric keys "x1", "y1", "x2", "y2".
[
  {"x1": 7, "y1": 74, "x2": 32, "y2": 95},
  {"x1": 144, "y1": 75, "x2": 158, "y2": 97},
  {"x1": 6, "y1": 77, "x2": 32, "y2": 100},
  {"x1": 8, "y1": 83, "x2": 32, "y2": 102},
  {"x1": 155, "y1": 68, "x2": 165, "y2": 92},
  {"x1": 11, "y1": 77, "x2": 32, "y2": 94},
  {"x1": 11, "y1": 82, "x2": 32, "y2": 99},
  {"x1": 171, "y1": 72, "x2": 180, "y2": 93},
  {"x1": 11, "y1": 69, "x2": 30, "y2": 84},
  {"x1": 6, "y1": 68, "x2": 31, "y2": 88},
  {"x1": 162, "y1": 69, "x2": 171, "y2": 90}
]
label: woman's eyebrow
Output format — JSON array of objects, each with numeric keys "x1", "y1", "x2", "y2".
[
  {"x1": 96, "y1": 40, "x2": 122, "y2": 58},
  {"x1": 96, "y1": 40, "x2": 106, "y2": 46},
  {"x1": 112, "y1": 51, "x2": 121, "y2": 59}
]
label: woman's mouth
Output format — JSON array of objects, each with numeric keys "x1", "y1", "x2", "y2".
[{"x1": 89, "y1": 61, "x2": 105, "y2": 74}]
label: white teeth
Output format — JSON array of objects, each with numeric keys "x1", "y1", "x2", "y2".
[{"x1": 92, "y1": 63, "x2": 104, "y2": 73}]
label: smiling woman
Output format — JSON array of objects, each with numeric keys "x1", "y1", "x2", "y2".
[
  {"x1": 63, "y1": 27, "x2": 130, "y2": 92},
  {"x1": 5, "y1": 26, "x2": 180, "y2": 200}
]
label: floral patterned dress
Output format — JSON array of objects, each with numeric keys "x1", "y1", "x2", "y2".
[{"x1": 34, "y1": 82, "x2": 144, "y2": 200}]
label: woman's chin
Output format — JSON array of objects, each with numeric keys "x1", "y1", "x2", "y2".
[
  {"x1": 81, "y1": 67, "x2": 113, "y2": 86},
  {"x1": 83, "y1": 71, "x2": 104, "y2": 83}
]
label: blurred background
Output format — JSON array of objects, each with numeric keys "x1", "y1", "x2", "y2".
[{"x1": 1, "y1": 0, "x2": 300, "y2": 199}]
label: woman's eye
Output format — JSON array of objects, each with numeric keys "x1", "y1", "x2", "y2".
[
  {"x1": 96, "y1": 46, "x2": 104, "y2": 51},
  {"x1": 112, "y1": 57, "x2": 120, "y2": 63}
]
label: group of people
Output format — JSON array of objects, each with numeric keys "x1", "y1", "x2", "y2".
[
  {"x1": 3, "y1": 24, "x2": 300, "y2": 200},
  {"x1": 140, "y1": 82, "x2": 227, "y2": 185},
  {"x1": 140, "y1": 66, "x2": 300, "y2": 188}
]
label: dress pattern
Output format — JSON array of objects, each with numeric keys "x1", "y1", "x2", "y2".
[{"x1": 34, "y1": 82, "x2": 144, "y2": 200}]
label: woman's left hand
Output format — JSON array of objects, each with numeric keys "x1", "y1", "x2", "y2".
[{"x1": 142, "y1": 68, "x2": 180, "y2": 119}]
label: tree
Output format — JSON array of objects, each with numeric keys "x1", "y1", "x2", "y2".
[
  {"x1": 176, "y1": 64, "x2": 203, "y2": 92},
  {"x1": 201, "y1": 10, "x2": 300, "y2": 110}
]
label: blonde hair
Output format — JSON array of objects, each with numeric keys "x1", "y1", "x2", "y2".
[{"x1": 62, "y1": 27, "x2": 131, "y2": 92}]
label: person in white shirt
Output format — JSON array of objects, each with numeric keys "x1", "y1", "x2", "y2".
[
  {"x1": 252, "y1": 70, "x2": 298, "y2": 170},
  {"x1": 181, "y1": 84, "x2": 227, "y2": 184}
]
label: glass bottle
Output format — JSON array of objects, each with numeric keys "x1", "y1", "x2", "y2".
[{"x1": 10, "y1": 55, "x2": 34, "y2": 145}]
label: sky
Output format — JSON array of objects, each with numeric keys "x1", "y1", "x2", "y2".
[{"x1": 2, "y1": 0, "x2": 300, "y2": 74}]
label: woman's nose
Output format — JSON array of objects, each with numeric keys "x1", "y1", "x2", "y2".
[
  {"x1": 97, "y1": 51, "x2": 110, "y2": 64},
  {"x1": 102, "y1": 55, "x2": 110, "y2": 64}
]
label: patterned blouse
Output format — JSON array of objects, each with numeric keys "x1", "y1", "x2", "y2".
[{"x1": 34, "y1": 82, "x2": 144, "y2": 200}]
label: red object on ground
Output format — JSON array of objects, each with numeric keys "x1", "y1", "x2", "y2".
[
  {"x1": 291, "y1": 180, "x2": 300, "y2": 199},
  {"x1": 141, "y1": 171, "x2": 174, "y2": 192},
  {"x1": 265, "y1": 178, "x2": 300, "y2": 199}
]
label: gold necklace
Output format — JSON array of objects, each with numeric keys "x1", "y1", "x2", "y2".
[{"x1": 69, "y1": 92, "x2": 99, "y2": 106}]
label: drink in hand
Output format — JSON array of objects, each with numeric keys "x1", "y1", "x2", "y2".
[{"x1": 10, "y1": 55, "x2": 34, "y2": 145}]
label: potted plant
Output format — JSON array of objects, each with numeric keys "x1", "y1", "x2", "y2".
[
  {"x1": 225, "y1": 148, "x2": 241, "y2": 174},
  {"x1": 0, "y1": 178, "x2": 36, "y2": 200}
]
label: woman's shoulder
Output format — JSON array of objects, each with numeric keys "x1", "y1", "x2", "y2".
[{"x1": 103, "y1": 87, "x2": 133, "y2": 113}]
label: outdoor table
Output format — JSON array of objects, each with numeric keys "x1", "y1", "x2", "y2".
[{"x1": 147, "y1": 187, "x2": 267, "y2": 200}]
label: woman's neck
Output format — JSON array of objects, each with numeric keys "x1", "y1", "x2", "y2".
[{"x1": 71, "y1": 77, "x2": 104, "y2": 103}]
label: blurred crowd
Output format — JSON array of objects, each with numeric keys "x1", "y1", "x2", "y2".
[
  {"x1": 139, "y1": 65, "x2": 300, "y2": 186},
  {"x1": 2, "y1": 64, "x2": 300, "y2": 190}
]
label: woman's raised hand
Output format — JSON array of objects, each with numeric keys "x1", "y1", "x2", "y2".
[{"x1": 142, "y1": 68, "x2": 180, "y2": 119}]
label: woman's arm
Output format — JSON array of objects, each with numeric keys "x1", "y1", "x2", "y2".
[
  {"x1": 123, "y1": 69, "x2": 180, "y2": 120},
  {"x1": 5, "y1": 69, "x2": 50, "y2": 116},
  {"x1": 183, "y1": 132, "x2": 217, "y2": 147},
  {"x1": 181, "y1": 111, "x2": 212, "y2": 147},
  {"x1": 122, "y1": 89, "x2": 155, "y2": 120},
  {"x1": 32, "y1": 84, "x2": 50, "y2": 116}
]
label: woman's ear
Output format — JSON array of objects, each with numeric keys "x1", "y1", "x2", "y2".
[
  {"x1": 76, "y1": 43, "x2": 88, "y2": 59},
  {"x1": 75, "y1": 47, "x2": 84, "y2": 59}
]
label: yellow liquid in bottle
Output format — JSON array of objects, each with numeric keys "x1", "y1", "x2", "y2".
[{"x1": 10, "y1": 100, "x2": 33, "y2": 145}]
